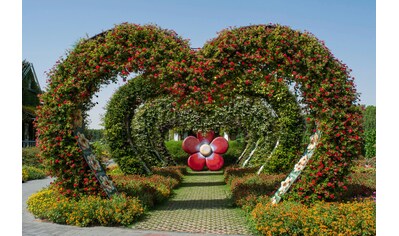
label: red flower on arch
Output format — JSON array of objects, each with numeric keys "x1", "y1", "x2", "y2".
[{"x1": 182, "y1": 131, "x2": 228, "y2": 171}]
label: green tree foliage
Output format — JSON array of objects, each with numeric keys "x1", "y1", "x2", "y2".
[
  {"x1": 85, "y1": 129, "x2": 104, "y2": 141},
  {"x1": 363, "y1": 105, "x2": 376, "y2": 158}
]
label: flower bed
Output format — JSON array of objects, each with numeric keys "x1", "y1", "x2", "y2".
[
  {"x1": 251, "y1": 199, "x2": 376, "y2": 235},
  {"x1": 27, "y1": 166, "x2": 186, "y2": 226},
  {"x1": 27, "y1": 188, "x2": 144, "y2": 227},
  {"x1": 22, "y1": 165, "x2": 47, "y2": 182},
  {"x1": 228, "y1": 158, "x2": 376, "y2": 235}
]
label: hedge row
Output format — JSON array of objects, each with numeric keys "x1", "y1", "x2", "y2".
[
  {"x1": 111, "y1": 174, "x2": 178, "y2": 209},
  {"x1": 224, "y1": 166, "x2": 258, "y2": 184},
  {"x1": 110, "y1": 165, "x2": 185, "y2": 209},
  {"x1": 230, "y1": 173, "x2": 285, "y2": 206}
]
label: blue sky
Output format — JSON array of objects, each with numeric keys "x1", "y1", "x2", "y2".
[{"x1": 23, "y1": 0, "x2": 376, "y2": 129}]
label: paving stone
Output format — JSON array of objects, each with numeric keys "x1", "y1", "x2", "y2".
[
  {"x1": 132, "y1": 170, "x2": 251, "y2": 235},
  {"x1": 22, "y1": 171, "x2": 252, "y2": 235}
]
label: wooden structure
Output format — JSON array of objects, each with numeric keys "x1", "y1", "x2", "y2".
[{"x1": 22, "y1": 60, "x2": 42, "y2": 147}]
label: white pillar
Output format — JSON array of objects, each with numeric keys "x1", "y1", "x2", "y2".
[
  {"x1": 223, "y1": 132, "x2": 229, "y2": 141},
  {"x1": 174, "y1": 133, "x2": 180, "y2": 141}
]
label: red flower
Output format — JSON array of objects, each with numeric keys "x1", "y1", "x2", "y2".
[{"x1": 182, "y1": 131, "x2": 228, "y2": 171}]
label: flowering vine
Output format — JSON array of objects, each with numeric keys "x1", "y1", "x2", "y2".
[{"x1": 36, "y1": 23, "x2": 362, "y2": 202}]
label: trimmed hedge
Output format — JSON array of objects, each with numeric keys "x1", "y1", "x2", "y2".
[
  {"x1": 151, "y1": 166, "x2": 184, "y2": 183},
  {"x1": 224, "y1": 166, "x2": 258, "y2": 184},
  {"x1": 223, "y1": 140, "x2": 246, "y2": 165},
  {"x1": 109, "y1": 166, "x2": 184, "y2": 209},
  {"x1": 164, "y1": 140, "x2": 188, "y2": 164},
  {"x1": 111, "y1": 174, "x2": 177, "y2": 209},
  {"x1": 230, "y1": 173, "x2": 285, "y2": 206},
  {"x1": 251, "y1": 199, "x2": 376, "y2": 235}
]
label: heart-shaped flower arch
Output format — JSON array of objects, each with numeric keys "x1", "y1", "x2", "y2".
[
  {"x1": 36, "y1": 23, "x2": 362, "y2": 202},
  {"x1": 105, "y1": 91, "x2": 283, "y2": 175}
]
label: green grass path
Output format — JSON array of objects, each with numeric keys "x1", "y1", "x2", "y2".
[{"x1": 132, "y1": 170, "x2": 251, "y2": 235}]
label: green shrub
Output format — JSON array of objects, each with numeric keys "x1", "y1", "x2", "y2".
[
  {"x1": 91, "y1": 141, "x2": 112, "y2": 163},
  {"x1": 27, "y1": 188, "x2": 144, "y2": 227},
  {"x1": 251, "y1": 199, "x2": 376, "y2": 235},
  {"x1": 165, "y1": 141, "x2": 187, "y2": 164},
  {"x1": 107, "y1": 164, "x2": 124, "y2": 175},
  {"x1": 230, "y1": 173, "x2": 285, "y2": 206},
  {"x1": 167, "y1": 165, "x2": 188, "y2": 175},
  {"x1": 117, "y1": 156, "x2": 147, "y2": 175},
  {"x1": 224, "y1": 166, "x2": 258, "y2": 184},
  {"x1": 22, "y1": 168, "x2": 29, "y2": 182},
  {"x1": 364, "y1": 129, "x2": 376, "y2": 158},
  {"x1": 151, "y1": 166, "x2": 184, "y2": 182},
  {"x1": 111, "y1": 174, "x2": 178, "y2": 209},
  {"x1": 223, "y1": 140, "x2": 246, "y2": 165},
  {"x1": 362, "y1": 105, "x2": 376, "y2": 158},
  {"x1": 22, "y1": 165, "x2": 47, "y2": 182},
  {"x1": 22, "y1": 147, "x2": 43, "y2": 169}
]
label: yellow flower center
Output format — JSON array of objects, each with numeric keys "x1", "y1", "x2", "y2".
[{"x1": 199, "y1": 144, "x2": 212, "y2": 156}]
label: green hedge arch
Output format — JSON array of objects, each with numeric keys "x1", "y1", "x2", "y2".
[
  {"x1": 36, "y1": 23, "x2": 362, "y2": 202},
  {"x1": 106, "y1": 86, "x2": 289, "y2": 174},
  {"x1": 105, "y1": 76, "x2": 306, "y2": 175}
]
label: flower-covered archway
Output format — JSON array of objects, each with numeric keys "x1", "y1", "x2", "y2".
[
  {"x1": 36, "y1": 23, "x2": 362, "y2": 201},
  {"x1": 104, "y1": 79, "x2": 286, "y2": 174}
]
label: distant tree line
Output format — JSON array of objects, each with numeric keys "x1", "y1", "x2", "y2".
[{"x1": 84, "y1": 129, "x2": 104, "y2": 142}]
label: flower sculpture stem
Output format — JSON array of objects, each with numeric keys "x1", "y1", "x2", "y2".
[{"x1": 182, "y1": 131, "x2": 228, "y2": 171}]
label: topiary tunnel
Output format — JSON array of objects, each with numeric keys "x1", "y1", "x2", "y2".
[{"x1": 36, "y1": 23, "x2": 362, "y2": 202}]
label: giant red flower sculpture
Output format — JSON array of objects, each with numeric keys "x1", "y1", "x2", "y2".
[{"x1": 182, "y1": 131, "x2": 229, "y2": 171}]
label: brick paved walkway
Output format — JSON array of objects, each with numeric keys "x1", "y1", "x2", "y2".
[
  {"x1": 23, "y1": 171, "x2": 251, "y2": 235},
  {"x1": 132, "y1": 170, "x2": 251, "y2": 235}
]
